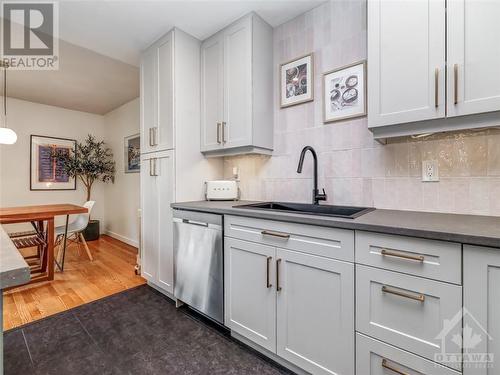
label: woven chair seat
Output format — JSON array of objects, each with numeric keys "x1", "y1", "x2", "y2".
[
  {"x1": 12, "y1": 235, "x2": 46, "y2": 249},
  {"x1": 8, "y1": 230, "x2": 38, "y2": 238}
]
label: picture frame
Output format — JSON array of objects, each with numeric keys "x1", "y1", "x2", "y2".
[
  {"x1": 323, "y1": 60, "x2": 367, "y2": 124},
  {"x1": 124, "y1": 133, "x2": 140, "y2": 173},
  {"x1": 280, "y1": 53, "x2": 314, "y2": 108},
  {"x1": 30, "y1": 135, "x2": 77, "y2": 191}
]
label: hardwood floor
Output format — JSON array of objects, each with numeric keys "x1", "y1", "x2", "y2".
[{"x1": 2, "y1": 235, "x2": 146, "y2": 331}]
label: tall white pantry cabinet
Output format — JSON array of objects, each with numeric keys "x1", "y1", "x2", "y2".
[{"x1": 140, "y1": 28, "x2": 222, "y2": 295}]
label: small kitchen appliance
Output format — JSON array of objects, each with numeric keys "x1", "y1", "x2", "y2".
[{"x1": 205, "y1": 180, "x2": 240, "y2": 201}]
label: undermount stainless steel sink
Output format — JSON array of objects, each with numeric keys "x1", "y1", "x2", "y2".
[{"x1": 234, "y1": 202, "x2": 374, "y2": 219}]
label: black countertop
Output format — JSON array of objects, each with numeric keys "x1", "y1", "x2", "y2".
[{"x1": 171, "y1": 200, "x2": 500, "y2": 248}]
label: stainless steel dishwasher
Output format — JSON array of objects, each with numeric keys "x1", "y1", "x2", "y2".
[{"x1": 173, "y1": 210, "x2": 223, "y2": 324}]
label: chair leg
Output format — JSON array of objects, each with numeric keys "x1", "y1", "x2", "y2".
[{"x1": 79, "y1": 233, "x2": 93, "y2": 261}]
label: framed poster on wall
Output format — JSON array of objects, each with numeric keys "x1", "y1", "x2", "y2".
[
  {"x1": 124, "y1": 134, "x2": 140, "y2": 173},
  {"x1": 323, "y1": 60, "x2": 367, "y2": 123},
  {"x1": 30, "y1": 135, "x2": 77, "y2": 191},
  {"x1": 280, "y1": 53, "x2": 314, "y2": 108}
]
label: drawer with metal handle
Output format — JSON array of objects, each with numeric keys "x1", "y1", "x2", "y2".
[
  {"x1": 225, "y1": 215, "x2": 354, "y2": 262},
  {"x1": 356, "y1": 333, "x2": 461, "y2": 375},
  {"x1": 356, "y1": 265, "x2": 462, "y2": 367},
  {"x1": 355, "y1": 231, "x2": 461, "y2": 285}
]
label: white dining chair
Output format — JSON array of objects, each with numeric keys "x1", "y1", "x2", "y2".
[{"x1": 55, "y1": 201, "x2": 95, "y2": 268}]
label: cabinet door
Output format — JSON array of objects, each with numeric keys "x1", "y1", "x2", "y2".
[
  {"x1": 368, "y1": 0, "x2": 445, "y2": 128},
  {"x1": 463, "y1": 246, "x2": 500, "y2": 375},
  {"x1": 276, "y1": 248, "x2": 354, "y2": 375},
  {"x1": 156, "y1": 33, "x2": 174, "y2": 151},
  {"x1": 223, "y1": 15, "x2": 253, "y2": 149},
  {"x1": 140, "y1": 47, "x2": 157, "y2": 154},
  {"x1": 140, "y1": 151, "x2": 174, "y2": 294},
  {"x1": 156, "y1": 151, "x2": 174, "y2": 293},
  {"x1": 200, "y1": 34, "x2": 224, "y2": 152},
  {"x1": 224, "y1": 237, "x2": 276, "y2": 352},
  {"x1": 447, "y1": 0, "x2": 500, "y2": 117},
  {"x1": 140, "y1": 154, "x2": 159, "y2": 282}
]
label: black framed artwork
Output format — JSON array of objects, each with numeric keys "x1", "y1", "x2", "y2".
[{"x1": 30, "y1": 135, "x2": 77, "y2": 191}]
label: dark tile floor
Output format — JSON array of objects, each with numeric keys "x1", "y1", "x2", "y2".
[{"x1": 3, "y1": 285, "x2": 292, "y2": 375}]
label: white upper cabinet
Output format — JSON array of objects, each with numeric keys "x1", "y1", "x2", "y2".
[
  {"x1": 140, "y1": 32, "x2": 174, "y2": 153},
  {"x1": 201, "y1": 13, "x2": 273, "y2": 156},
  {"x1": 368, "y1": 0, "x2": 500, "y2": 138},
  {"x1": 447, "y1": 0, "x2": 500, "y2": 118},
  {"x1": 368, "y1": 0, "x2": 446, "y2": 128},
  {"x1": 223, "y1": 16, "x2": 253, "y2": 149},
  {"x1": 201, "y1": 34, "x2": 224, "y2": 152}
]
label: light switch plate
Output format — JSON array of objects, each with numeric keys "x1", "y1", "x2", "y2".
[{"x1": 422, "y1": 160, "x2": 439, "y2": 182}]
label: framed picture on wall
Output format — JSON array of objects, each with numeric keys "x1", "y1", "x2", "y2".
[
  {"x1": 30, "y1": 135, "x2": 77, "y2": 191},
  {"x1": 124, "y1": 134, "x2": 140, "y2": 173},
  {"x1": 323, "y1": 60, "x2": 367, "y2": 123},
  {"x1": 280, "y1": 53, "x2": 314, "y2": 108}
]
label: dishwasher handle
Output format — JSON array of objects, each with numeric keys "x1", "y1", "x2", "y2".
[{"x1": 173, "y1": 217, "x2": 222, "y2": 231}]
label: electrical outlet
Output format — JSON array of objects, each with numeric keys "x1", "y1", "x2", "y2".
[{"x1": 422, "y1": 160, "x2": 439, "y2": 182}]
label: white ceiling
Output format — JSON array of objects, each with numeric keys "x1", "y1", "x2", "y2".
[
  {"x1": 7, "y1": 40, "x2": 139, "y2": 115},
  {"x1": 7, "y1": 0, "x2": 325, "y2": 114}
]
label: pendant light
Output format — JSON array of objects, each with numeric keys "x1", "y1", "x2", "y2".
[{"x1": 0, "y1": 61, "x2": 17, "y2": 145}]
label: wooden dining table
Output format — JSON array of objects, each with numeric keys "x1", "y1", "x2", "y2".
[{"x1": 0, "y1": 204, "x2": 88, "y2": 284}]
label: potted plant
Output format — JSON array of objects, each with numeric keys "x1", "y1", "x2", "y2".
[{"x1": 54, "y1": 134, "x2": 115, "y2": 241}]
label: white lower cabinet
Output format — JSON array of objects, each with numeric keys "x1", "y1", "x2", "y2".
[
  {"x1": 464, "y1": 245, "x2": 500, "y2": 375},
  {"x1": 356, "y1": 265, "x2": 462, "y2": 368},
  {"x1": 357, "y1": 333, "x2": 461, "y2": 375},
  {"x1": 225, "y1": 235, "x2": 355, "y2": 375},
  {"x1": 224, "y1": 237, "x2": 276, "y2": 352},
  {"x1": 141, "y1": 150, "x2": 175, "y2": 294},
  {"x1": 276, "y1": 248, "x2": 354, "y2": 375}
]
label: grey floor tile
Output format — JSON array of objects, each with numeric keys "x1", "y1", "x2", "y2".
[
  {"x1": 5, "y1": 285, "x2": 292, "y2": 375},
  {"x1": 3, "y1": 329, "x2": 34, "y2": 375}
]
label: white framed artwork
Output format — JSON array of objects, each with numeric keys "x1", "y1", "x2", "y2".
[
  {"x1": 323, "y1": 60, "x2": 367, "y2": 123},
  {"x1": 280, "y1": 53, "x2": 314, "y2": 108}
]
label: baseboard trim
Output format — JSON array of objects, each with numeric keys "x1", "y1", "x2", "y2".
[{"x1": 105, "y1": 230, "x2": 139, "y2": 248}]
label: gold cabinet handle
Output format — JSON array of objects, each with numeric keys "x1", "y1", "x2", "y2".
[
  {"x1": 382, "y1": 359, "x2": 409, "y2": 375},
  {"x1": 380, "y1": 249, "x2": 424, "y2": 262},
  {"x1": 381, "y1": 285, "x2": 425, "y2": 302},
  {"x1": 266, "y1": 256, "x2": 272, "y2": 288},
  {"x1": 276, "y1": 258, "x2": 282, "y2": 291},
  {"x1": 149, "y1": 128, "x2": 154, "y2": 146},
  {"x1": 261, "y1": 230, "x2": 290, "y2": 239},
  {"x1": 216, "y1": 122, "x2": 221, "y2": 144},
  {"x1": 454, "y1": 64, "x2": 459, "y2": 105},
  {"x1": 149, "y1": 159, "x2": 153, "y2": 176},
  {"x1": 222, "y1": 121, "x2": 227, "y2": 143},
  {"x1": 435, "y1": 68, "x2": 439, "y2": 108}
]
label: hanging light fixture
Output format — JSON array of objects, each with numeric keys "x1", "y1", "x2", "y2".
[{"x1": 0, "y1": 61, "x2": 17, "y2": 145}]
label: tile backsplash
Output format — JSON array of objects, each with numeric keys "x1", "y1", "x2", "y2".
[{"x1": 224, "y1": 0, "x2": 500, "y2": 217}]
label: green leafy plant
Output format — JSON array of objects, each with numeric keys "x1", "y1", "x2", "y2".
[{"x1": 54, "y1": 134, "x2": 115, "y2": 201}]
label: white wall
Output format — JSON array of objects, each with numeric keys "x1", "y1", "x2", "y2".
[
  {"x1": 103, "y1": 98, "x2": 140, "y2": 247},
  {"x1": 224, "y1": 0, "x2": 500, "y2": 217},
  {"x1": 0, "y1": 98, "x2": 106, "y2": 227}
]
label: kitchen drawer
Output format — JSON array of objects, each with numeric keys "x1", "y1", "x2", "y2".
[
  {"x1": 356, "y1": 265, "x2": 462, "y2": 367},
  {"x1": 356, "y1": 231, "x2": 461, "y2": 285},
  {"x1": 356, "y1": 333, "x2": 461, "y2": 375},
  {"x1": 225, "y1": 215, "x2": 354, "y2": 262}
]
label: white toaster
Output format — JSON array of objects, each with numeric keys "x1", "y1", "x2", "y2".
[{"x1": 205, "y1": 180, "x2": 240, "y2": 201}]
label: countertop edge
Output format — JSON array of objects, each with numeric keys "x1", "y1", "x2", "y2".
[
  {"x1": 1, "y1": 225, "x2": 31, "y2": 290},
  {"x1": 171, "y1": 202, "x2": 500, "y2": 249}
]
